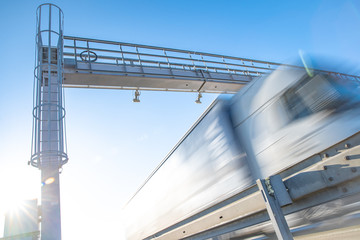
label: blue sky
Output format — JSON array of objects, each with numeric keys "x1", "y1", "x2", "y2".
[{"x1": 0, "y1": 0, "x2": 360, "y2": 239}]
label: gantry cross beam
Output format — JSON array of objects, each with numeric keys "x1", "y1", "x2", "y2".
[
  {"x1": 62, "y1": 36, "x2": 273, "y2": 93},
  {"x1": 62, "y1": 36, "x2": 360, "y2": 94}
]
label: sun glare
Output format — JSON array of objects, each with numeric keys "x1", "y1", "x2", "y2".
[
  {"x1": 1, "y1": 199, "x2": 25, "y2": 216},
  {"x1": 0, "y1": 167, "x2": 39, "y2": 217},
  {"x1": 43, "y1": 177, "x2": 55, "y2": 186}
]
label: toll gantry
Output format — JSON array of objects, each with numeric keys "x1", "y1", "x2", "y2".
[{"x1": 27, "y1": 3, "x2": 360, "y2": 240}]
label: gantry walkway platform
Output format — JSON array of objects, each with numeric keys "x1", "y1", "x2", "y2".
[{"x1": 62, "y1": 36, "x2": 360, "y2": 94}]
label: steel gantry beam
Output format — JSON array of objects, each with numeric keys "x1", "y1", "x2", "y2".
[
  {"x1": 62, "y1": 36, "x2": 275, "y2": 93},
  {"x1": 61, "y1": 36, "x2": 284, "y2": 93},
  {"x1": 61, "y1": 36, "x2": 360, "y2": 94}
]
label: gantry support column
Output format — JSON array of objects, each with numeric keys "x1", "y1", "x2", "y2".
[{"x1": 31, "y1": 4, "x2": 68, "y2": 240}]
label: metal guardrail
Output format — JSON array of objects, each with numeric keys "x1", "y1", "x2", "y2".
[
  {"x1": 63, "y1": 36, "x2": 281, "y2": 77},
  {"x1": 63, "y1": 36, "x2": 360, "y2": 80},
  {"x1": 142, "y1": 132, "x2": 360, "y2": 240},
  {"x1": 62, "y1": 36, "x2": 360, "y2": 94}
]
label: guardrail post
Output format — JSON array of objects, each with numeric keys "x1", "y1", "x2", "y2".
[{"x1": 256, "y1": 175, "x2": 293, "y2": 240}]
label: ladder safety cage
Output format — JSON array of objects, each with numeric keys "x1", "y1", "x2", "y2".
[{"x1": 32, "y1": 3, "x2": 68, "y2": 169}]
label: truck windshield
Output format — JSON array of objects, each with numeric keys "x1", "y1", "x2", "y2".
[{"x1": 282, "y1": 74, "x2": 354, "y2": 122}]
